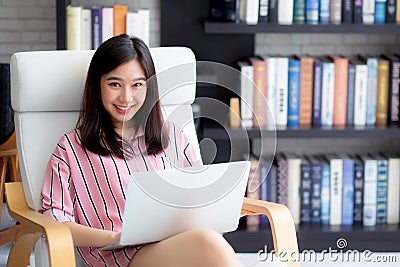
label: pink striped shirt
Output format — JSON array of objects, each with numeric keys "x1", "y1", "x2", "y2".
[{"x1": 40, "y1": 123, "x2": 200, "y2": 267}]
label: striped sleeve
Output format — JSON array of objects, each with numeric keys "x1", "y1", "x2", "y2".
[
  {"x1": 176, "y1": 127, "x2": 202, "y2": 168},
  {"x1": 40, "y1": 136, "x2": 75, "y2": 223}
]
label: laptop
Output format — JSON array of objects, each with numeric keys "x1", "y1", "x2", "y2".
[{"x1": 100, "y1": 160, "x2": 251, "y2": 250}]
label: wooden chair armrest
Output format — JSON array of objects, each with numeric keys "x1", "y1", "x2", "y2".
[
  {"x1": 5, "y1": 182, "x2": 76, "y2": 267},
  {"x1": 241, "y1": 197, "x2": 300, "y2": 267}
]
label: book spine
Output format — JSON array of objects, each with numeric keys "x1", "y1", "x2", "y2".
[
  {"x1": 354, "y1": 64, "x2": 368, "y2": 126},
  {"x1": 321, "y1": 62, "x2": 335, "y2": 126},
  {"x1": 333, "y1": 58, "x2": 349, "y2": 126},
  {"x1": 397, "y1": 0, "x2": 400, "y2": 23},
  {"x1": 306, "y1": 0, "x2": 320, "y2": 24},
  {"x1": 363, "y1": 159, "x2": 377, "y2": 226},
  {"x1": 299, "y1": 57, "x2": 314, "y2": 125},
  {"x1": 366, "y1": 58, "x2": 378, "y2": 125},
  {"x1": 376, "y1": 59, "x2": 390, "y2": 126},
  {"x1": 363, "y1": 0, "x2": 376, "y2": 23},
  {"x1": 240, "y1": 63, "x2": 255, "y2": 128},
  {"x1": 347, "y1": 64, "x2": 356, "y2": 125},
  {"x1": 267, "y1": 57, "x2": 277, "y2": 126},
  {"x1": 250, "y1": 58, "x2": 268, "y2": 127},
  {"x1": 276, "y1": 57, "x2": 289, "y2": 126},
  {"x1": 330, "y1": 0, "x2": 342, "y2": 23},
  {"x1": 330, "y1": 158, "x2": 343, "y2": 225},
  {"x1": 386, "y1": 0, "x2": 396, "y2": 23},
  {"x1": 374, "y1": 0, "x2": 387, "y2": 23},
  {"x1": 353, "y1": 0, "x2": 363, "y2": 23},
  {"x1": 287, "y1": 157, "x2": 302, "y2": 224},
  {"x1": 81, "y1": 9, "x2": 92, "y2": 50},
  {"x1": 269, "y1": 0, "x2": 279, "y2": 23},
  {"x1": 353, "y1": 159, "x2": 364, "y2": 224},
  {"x1": 278, "y1": 0, "x2": 294, "y2": 24},
  {"x1": 66, "y1": 5, "x2": 82, "y2": 50},
  {"x1": 92, "y1": 7, "x2": 102, "y2": 50},
  {"x1": 287, "y1": 58, "x2": 301, "y2": 126},
  {"x1": 259, "y1": 160, "x2": 269, "y2": 225},
  {"x1": 388, "y1": 60, "x2": 400, "y2": 125},
  {"x1": 246, "y1": 159, "x2": 261, "y2": 228},
  {"x1": 320, "y1": 162, "x2": 330, "y2": 225},
  {"x1": 376, "y1": 158, "x2": 388, "y2": 224},
  {"x1": 268, "y1": 165, "x2": 278, "y2": 203},
  {"x1": 342, "y1": 0, "x2": 354, "y2": 23},
  {"x1": 277, "y1": 156, "x2": 288, "y2": 206},
  {"x1": 114, "y1": 5, "x2": 128, "y2": 36},
  {"x1": 102, "y1": 7, "x2": 114, "y2": 42},
  {"x1": 387, "y1": 157, "x2": 400, "y2": 224},
  {"x1": 259, "y1": 0, "x2": 270, "y2": 23},
  {"x1": 294, "y1": 0, "x2": 306, "y2": 23},
  {"x1": 311, "y1": 162, "x2": 322, "y2": 223},
  {"x1": 319, "y1": 0, "x2": 331, "y2": 24},
  {"x1": 300, "y1": 161, "x2": 312, "y2": 223},
  {"x1": 342, "y1": 159, "x2": 355, "y2": 225},
  {"x1": 245, "y1": 0, "x2": 260, "y2": 24},
  {"x1": 312, "y1": 61, "x2": 323, "y2": 126}
]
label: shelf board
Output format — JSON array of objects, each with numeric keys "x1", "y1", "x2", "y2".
[
  {"x1": 204, "y1": 21, "x2": 400, "y2": 34},
  {"x1": 224, "y1": 223, "x2": 400, "y2": 252},
  {"x1": 201, "y1": 124, "x2": 400, "y2": 139}
]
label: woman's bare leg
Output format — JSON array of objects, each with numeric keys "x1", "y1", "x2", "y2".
[{"x1": 129, "y1": 228, "x2": 243, "y2": 267}]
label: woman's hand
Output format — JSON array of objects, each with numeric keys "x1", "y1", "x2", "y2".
[{"x1": 65, "y1": 222, "x2": 122, "y2": 247}]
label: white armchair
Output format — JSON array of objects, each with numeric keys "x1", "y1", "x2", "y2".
[{"x1": 6, "y1": 48, "x2": 299, "y2": 267}]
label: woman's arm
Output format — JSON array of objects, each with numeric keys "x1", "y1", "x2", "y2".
[{"x1": 65, "y1": 221, "x2": 121, "y2": 247}]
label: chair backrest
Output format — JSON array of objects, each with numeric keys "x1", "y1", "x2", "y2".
[{"x1": 11, "y1": 47, "x2": 201, "y2": 211}]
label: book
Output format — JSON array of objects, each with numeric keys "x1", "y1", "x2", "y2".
[
  {"x1": 81, "y1": 8, "x2": 91, "y2": 50},
  {"x1": 278, "y1": 0, "x2": 294, "y2": 24},
  {"x1": 346, "y1": 62, "x2": 356, "y2": 125},
  {"x1": 275, "y1": 57, "x2": 289, "y2": 126},
  {"x1": 352, "y1": 57, "x2": 368, "y2": 126},
  {"x1": 299, "y1": 56, "x2": 314, "y2": 126},
  {"x1": 269, "y1": 0, "x2": 279, "y2": 23},
  {"x1": 319, "y1": 0, "x2": 331, "y2": 24},
  {"x1": 330, "y1": 55, "x2": 349, "y2": 126},
  {"x1": 237, "y1": 61, "x2": 255, "y2": 128},
  {"x1": 262, "y1": 56, "x2": 277, "y2": 127},
  {"x1": 397, "y1": 0, "x2": 400, "y2": 23},
  {"x1": 359, "y1": 154, "x2": 377, "y2": 226},
  {"x1": 319, "y1": 156, "x2": 331, "y2": 225},
  {"x1": 91, "y1": 6, "x2": 102, "y2": 50},
  {"x1": 374, "y1": 0, "x2": 387, "y2": 23},
  {"x1": 258, "y1": 0, "x2": 269, "y2": 23},
  {"x1": 320, "y1": 56, "x2": 335, "y2": 126},
  {"x1": 372, "y1": 153, "x2": 388, "y2": 224},
  {"x1": 363, "y1": 0, "x2": 375, "y2": 23},
  {"x1": 241, "y1": 0, "x2": 260, "y2": 24},
  {"x1": 102, "y1": 7, "x2": 114, "y2": 42},
  {"x1": 342, "y1": 0, "x2": 354, "y2": 23},
  {"x1": 309, "y1": 156, "x2": 323, "y2": 224},
  {"x1": 259, "y1": 159, "x2": 271, "y2": 225},
  {"x1": 383, "y1": 152, "x2": 400, "y2": 224},
  {"x1": 312, "y1": 58, "x2": 323, "y2": 126},
  {"x1": 330, "y1": 0, "x2": 342, "y2": 23},
  {"x1": 353, "y1": 0, "x2": 363, "y2": 23},
  {"x1": 230, "y1": 97, "x2": 241, "y2": 127},
  {"x1": 341, "y1": 155, "x2": 355, "y2": 225},
  {"x1": 276, "y1": 153, "x2": 288, "y2": 206},
  {"x1": 386, "y1": 0, "x2": 397, "y2": 23},
  {"x1": 352, "y1": 156, "x2": 364, "y2": 224},
  {"x1": 246, "y1": 156, "x2": 261, "y2": 229},
  {"x1": 381, "y1": 54, "x2": 400, "y2": 125},
  {"x1": 126, "y1": 10, "x2": 150, "y2": 46},
  {"x1": 293, "y1": 0, "x2": 306, "y2": 23},
  {"x1": 66, "y1": 5, "x2": 82, "y2": 50},
  {"x1": 300, "y1": 156, "x2": 312, "y2": 223},
  {"x1": 286, "y1": 153, "x2": 302, "y2": 224},
  {"x1": 375, "y1": 57, "x2": 390, "y2": 126},
  {"x1": 287, "y1": 56, "x2": 301, "y2": 126},
  {"x1": 358, "y1": 55, "x2": 378, "y2": 126},
  {"x1": 114, "y1": 5, "x2": 128, "y2": 36},
  {"x1": 267, "y1": 164, "x2": 278, "y2": 203},
  {"x1": 325, "y1": 154, "x2": 343, "y2": 225},
  {"x1": 306, "y1": 0, "x2": 319, "y2": 24},
  {"x1": 249, "y1": 56, "x2": 268, "y2": 128}
]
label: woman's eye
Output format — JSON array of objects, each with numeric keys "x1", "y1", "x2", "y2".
[
  {"x1": 109, "y1": 82, "x2": 121, "y2": 87},
  {"x1": 133, "y1": 82, "x2": 144, "y2": 88}
]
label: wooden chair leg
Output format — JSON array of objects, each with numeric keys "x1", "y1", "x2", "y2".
[
  {"x1": 7, "y1": 226, "x2": 41, "y2": 267},
  {"x1": 8, "y1": 154, "x2": 18, "y2": 182}
]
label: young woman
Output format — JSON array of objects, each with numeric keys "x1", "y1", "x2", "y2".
[{"x1": 40, "y1": 34, "x2": 244, "y2": 267}]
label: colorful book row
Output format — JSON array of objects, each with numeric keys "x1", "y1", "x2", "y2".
[
  {"x1": 66, "y1": 4, "x2": 150, "y2": 50},
  {"x1": 236, "y1": 54, "x2": 400, "y2": 128},
  {"x1": 245, "y1": 152, "x2": 400, "y2": 227}
]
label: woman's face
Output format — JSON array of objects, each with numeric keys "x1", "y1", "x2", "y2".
[{"x1": 100, "y1": 59, "x2": 147, "y2": 133}]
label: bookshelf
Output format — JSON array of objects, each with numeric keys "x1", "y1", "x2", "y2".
[{"x1": 56, "y1": 0, "x2": 400, "y2": 253}]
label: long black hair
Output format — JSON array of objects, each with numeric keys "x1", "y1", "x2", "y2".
[{"x1": 76, "y1": 34, "x2": 167, "y2": 158}]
